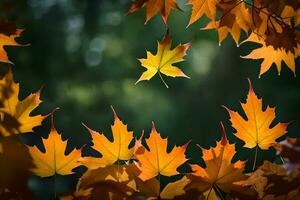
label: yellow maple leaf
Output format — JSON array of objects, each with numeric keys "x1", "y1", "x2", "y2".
[
  {"x1": 0, "y1": 69, "x2": 45, "y2": 137},
  {"x1": 186, "y1": 125, "x2": 251, "y2": 199},
  {"x1": 80, "y1": 107, "x2": 134, "y2": 169},
  {"x1": 127, "y1": 0, "x2": 180, "y2": 24},
  {"x1": 28, "y1": 115, "x2": 82, "y2": 177},
  {"x1": 136, "y1": 34, "x2": 191, "y2": 88},
  {"x1": 224, "y1": 80, "x2": 289, "y2": 150},
  {"x1": 0, "y1": 20, "x2": 25, "y2": 64},
  {"x1": 135, "y1": 122, "x2": 189, "y2": 181}
]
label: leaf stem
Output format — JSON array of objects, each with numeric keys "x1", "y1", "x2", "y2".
[
  {"x1": 252, "y1": 145, "x2": 259, "y2": 171},
  {"x1": 117, "y1": 159, "x2": 120, "y2": 182},
  {"x1": 158, "y1": 72, "x2": 169, "y2": 88},
  {"x1": 54, "y1": 173, "x2": 57, "y2": 200},
  {"x1": 158, "y1": 173, "x2": 161, "y2": 198}
]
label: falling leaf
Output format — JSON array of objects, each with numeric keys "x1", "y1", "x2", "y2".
[
  {"x1": 136, "y1": 34, "x2": 191, "y2": 88},
  {"x1": 0, "y1": 20, "x2": 25, "y2": 64},
  {"x1": 128, "y1": 0, "x2": 180, "y2": 24},
  {"x1": 224, "y1": 79, "x2": 288, "y2": 150},
  {"x1": 80, "y1": 107, "x2": 134, "y2": 169},
  {"x1": 135, "y1": 122, "x2": 189, "y2": 181},
  {"x1": 0, "y1": 69, "x2": 45, "y2": 137},
  {"x1": 28, "y1": 115, "x2": 82, "y2": 177},
  {"x1": 186, "y1": 124, "x2": 254, "y2": 199}
]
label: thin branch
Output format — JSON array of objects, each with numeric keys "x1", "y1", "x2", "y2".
[{"x1": 243, "y1": 0, "x2": 300, "y2": 31}]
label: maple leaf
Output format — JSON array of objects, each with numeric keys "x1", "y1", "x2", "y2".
[
  {"x1": 77, "y1": 165, "x2": 136, "y2": 200},
  {"x1": 135, "y1": 122, "x2": 189, "y2": 181},
  {"x1": 186, "y1": 124, "x2": 253, "y2": 199},
  {"x1": 135, "y1": 34, "x2": 191, "y2": 88},
  {"x1": 0, "y1": 69, "x2": 45, "y2": 137},
  {"x1": 127, "y1": 0, "x2": 180, "y2": 24},
  {"x1": 244, "y1": 161, "x2": 300, "y2": 199},
  {"x1": 224, "y1": 79, "x2": 289, "y2": 150},
  {"x1": 160, "y1": 176, "x2": 191, "y2": 199},
  {"x1": 78, "y1": 163, "x2": 190, "y2": 199},
  {"x1": 241, "y1": 28, "x2": 300, "y2": 76},
  {"x1": 28, "y1": 115, "x2": 82, "y2": 177},
  {"x1": 202, "y1": 0, "x2": 251, "y2": 45},
  {"x1": 80, "y1": 107, "x2": 134, "y2": 169},
  {"x1": 188, "y1": 0, "x2": 220, "y2": 26},
  {"x1": 0, "y1": 20, "x2": 25, "y2": 64},
  {"x1": 124, "y1": 163, "x2": 190, "y2": 199}
]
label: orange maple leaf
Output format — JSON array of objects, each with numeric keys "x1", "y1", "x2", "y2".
[
  {"x1": 202, "y1": 0, "x2": 251, "y2": 45},
  {"x1": 241, "y1": 29, "x2": 299, "y2": 77},
  {"x1": 136, "y1": 34, "x2": 191, "y2": 88},
  {"x1": 187, "y1": 124, "x2": 250, "y2": 199},
  {"x1": 188, "y1": 0, "x2": 220, "y2": 26},
  {"x1": 0, "y1": 20, "x2": 25, "y2": 64},
  {"x1": 28, "y1": 115, "x2": 82, "y2": 177},
  {"x1": 0, "y1": 69, "x2": 45, "y2": 137},
  {"x1": 135, "y1": 122, "x2": 189, "y2": 181},
  {"x1": 80, "y1": 107, "x2": 134, "y2": 169},
  {"x1": 224, "y1": 80, "x2": 289, "y2": 150},
  {"x1": 128, "y1": 0, "x2": 180, "y2": 24}
]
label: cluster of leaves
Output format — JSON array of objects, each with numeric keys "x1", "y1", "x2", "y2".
[
  {"x1": 1, "y1": 1, "x2": 300, "y2": 200},
  {"x1": 129, "y1": 0, "x2": 300, "y2": 83},
  {"x1": 1, "y1": 63, "x2": 299, "y2": 199}
]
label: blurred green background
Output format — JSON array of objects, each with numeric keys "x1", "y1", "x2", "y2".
[{"x1": 1, "y1": 0, "x2": 299, "y2": 198}]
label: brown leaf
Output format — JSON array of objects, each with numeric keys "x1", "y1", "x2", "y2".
[{"x1": 0, "y1": 136, "x2": 34, "y2": 199}]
